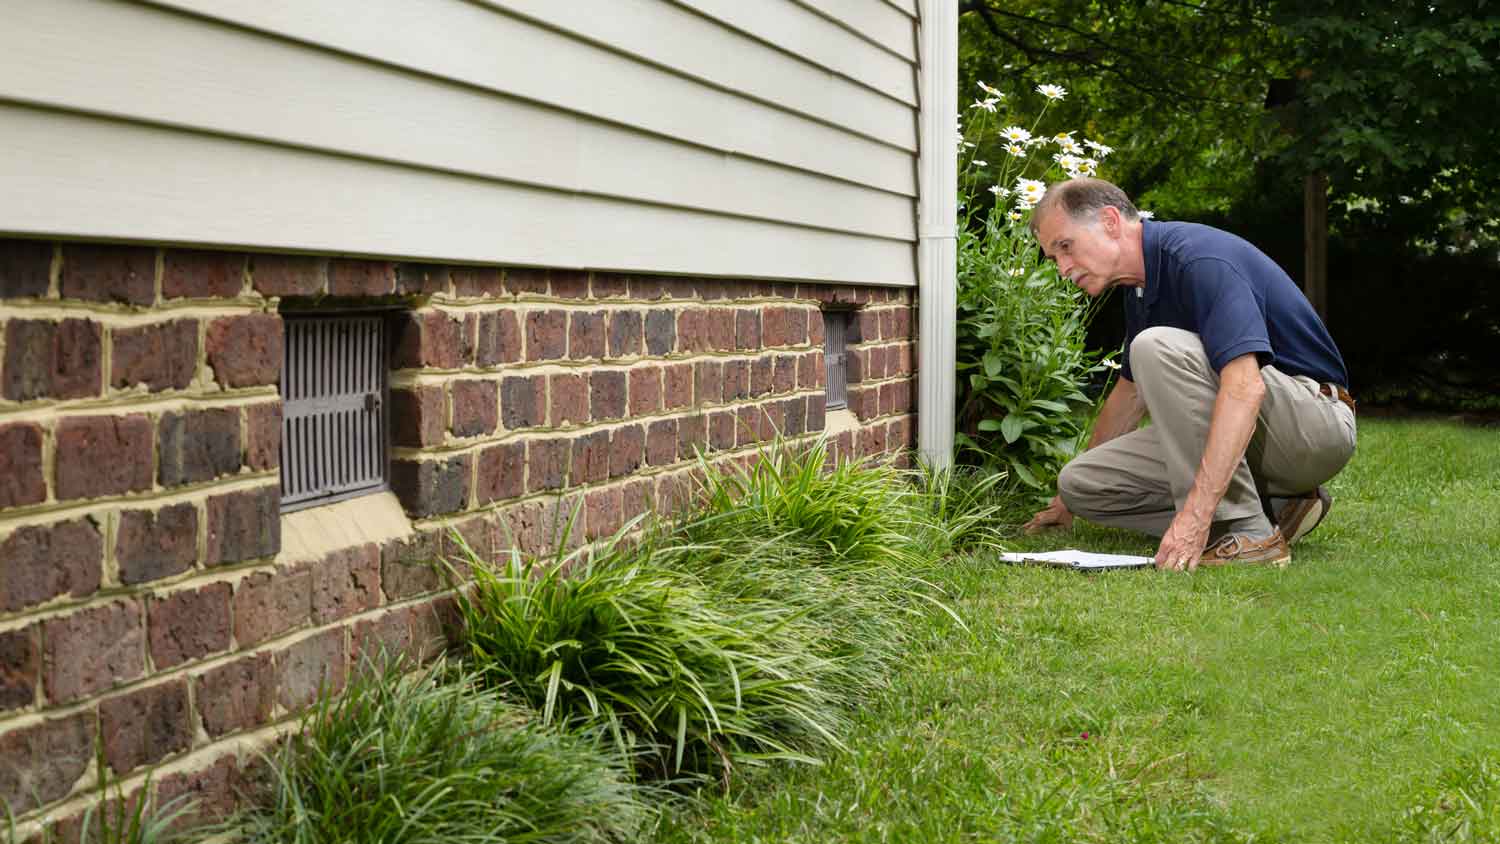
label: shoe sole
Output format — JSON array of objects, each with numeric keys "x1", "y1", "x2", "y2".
[
  {"x1": 1198, "y1": 552, "x2": 1291, "y2": 568},
  {"x1": 1279, "y1": 489, "x2": 1332, "y2": 546}
]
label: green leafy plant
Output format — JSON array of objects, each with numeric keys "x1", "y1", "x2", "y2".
[
  {"x1": 955, "y1": 81, "x2": 1117, "y2": 493},
  {"x1": 5, "y1": 748, "x2": 199, "y2": 844},
  {"x1": 235, "y1": 657, "x2": 643, "y2": 844},
  {"x1": 450, "y1": 530, "x2": 845, "y2": 784}
]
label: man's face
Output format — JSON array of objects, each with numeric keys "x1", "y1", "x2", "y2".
[{"x1": 1036, "y1": 207, "x2": 1119, "y2": 298}]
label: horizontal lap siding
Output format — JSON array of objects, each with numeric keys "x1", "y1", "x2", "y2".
[{"x1": 0, "y1": 0, "x2": 920, "y2": 285}]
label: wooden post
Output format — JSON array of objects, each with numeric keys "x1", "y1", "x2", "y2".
[{"x1": 1303, "y1": 172, "x2": 1328, "y2": 319}]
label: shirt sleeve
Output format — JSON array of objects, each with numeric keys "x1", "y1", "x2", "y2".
[{"x1": 1181, "y1": 257, "x2": 1273, "y2": 372}]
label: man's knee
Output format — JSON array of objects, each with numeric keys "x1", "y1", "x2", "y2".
[
  {"x1": 1056, "y1": 460, "x2": 1087, "y2": 513},
  {"x1": 1128, "y1": 326, "x2": 1196, "y2": 376}
]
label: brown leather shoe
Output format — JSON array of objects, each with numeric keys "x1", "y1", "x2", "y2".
[
  {"x1": 1276, "y1": 486, "x2": 1332, "y2": 546},
  {"x1": 1199, "y1": 528, "x2": 1291, "y2": 567}
]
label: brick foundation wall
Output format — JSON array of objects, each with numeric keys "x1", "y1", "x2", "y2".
[{"x1": 0, "y1": 239, "x2": 917, "y2": 834}]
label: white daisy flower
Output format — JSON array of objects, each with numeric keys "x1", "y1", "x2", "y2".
[
  {"x1": 987, "y1": 185, "x2": 1004, "y2": 196},
  {"x1": 1053, "y1": 153, "x2": 1082, "y2": 171},
  {"x1": 1004, "y1": 143, "x2": 1027, "y2": 158},
  {"x1": 1081, "y1": 158, "x2": 1099, "y2": 175},
  {"x1": 1008, "y1": 267, "x2": 1025, "y2": 276},
  {"x1": 1101, "y1": 359, "x2": 1122, "y2": 370},
  {"x1": 1084, "y1": 139, "x2": 1114, "y2": 157},
  {"x1": 1007, "y1": 211, "x2": 1024, "y2": 222},
  {"x1": 1015, "y1": 177, "x2": 1047, "y2": 204},
  {"x1": 1000, "y1": 126, "x2": 1032, "y2": 144},
  {"x1": 1036, "y1": 83, "x2": 1067, "y2": 101},
  {"x1": 970, "y1": 97, "x2": 1000, "y2": 113},
  {"x1": 977, "y1": 81, "x2": 1005, "y2": 98},
  {"x1": 1057, "y1": 137, "x2": 1084, "y2": 155},
  {"x1": 973, "y1": 160, "x2": 988, "y2": 167},
  {"x1": 1138, "y1": 210, "x2": 1155, "y2": 219}
]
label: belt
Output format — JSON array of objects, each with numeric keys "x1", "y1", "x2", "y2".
[{"x1": 1319, "y1": 383, "x2": 1356, "y2": 414}]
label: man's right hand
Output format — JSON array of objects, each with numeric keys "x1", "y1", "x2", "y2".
[{"x1": 1024, "y1": 495, "x2": 1073, "y2": 534}]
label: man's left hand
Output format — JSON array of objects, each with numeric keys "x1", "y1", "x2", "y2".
[{"x1": 1155, "y1": 510, "x2": 1211, "y2": 572}]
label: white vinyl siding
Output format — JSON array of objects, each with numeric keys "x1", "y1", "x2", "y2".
[{"x1": 0, "y1": 0, "x2": 922, "y2": 286}]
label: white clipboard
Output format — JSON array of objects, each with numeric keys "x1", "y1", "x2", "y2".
[{"x1": 999, "y1": 549, "x2": 1155, "y2": 571}]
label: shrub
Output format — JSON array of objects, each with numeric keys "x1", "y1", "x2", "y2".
[
  {"x1": 235, "y1": 658, "x2": 643, "y2": 844},
  {"x1": 955, "y1": 81, "x2": 1118, "y2": 494}
]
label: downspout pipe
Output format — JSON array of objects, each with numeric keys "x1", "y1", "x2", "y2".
[{"x1": 916, "y1": 0, "x2": 958, "y2": 469}]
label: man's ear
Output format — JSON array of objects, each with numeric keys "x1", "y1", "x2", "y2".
[{"x1": 1099, "y1": 205, "x2": 1122, "y2": 236}]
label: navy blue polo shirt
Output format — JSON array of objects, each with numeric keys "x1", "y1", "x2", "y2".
[{"x1": 1120, "y1": 221, "x2": 1349, "y2": 388}]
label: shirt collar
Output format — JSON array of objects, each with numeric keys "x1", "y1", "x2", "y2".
[{"x1": 1140, "y1": 219, "x2": 1163, "y2": 306}]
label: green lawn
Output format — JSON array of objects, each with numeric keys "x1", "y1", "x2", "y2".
[{"x1": 656, "y1": 418, "x2": 1500, "y2": 843}]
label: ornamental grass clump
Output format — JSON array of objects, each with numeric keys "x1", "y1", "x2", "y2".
[
  {"x1": 450, "y1": 530, "x2": 845, "y2": 785},
  {"x1": 235, "y1": 659, "x2": 643, "y2": 844},
  {"x1": 956, "y1": 80, "x2": 1120, "y2": 495}
]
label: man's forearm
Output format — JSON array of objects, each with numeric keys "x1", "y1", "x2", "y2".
[
  {"x1": 1182, "y1": 354, "x2": 1265, "y2": 524},
  {"x1": 1083, "y1": 378, "x2": 1147, "y2": 450}
]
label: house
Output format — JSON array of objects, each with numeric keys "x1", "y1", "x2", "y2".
[{"x1": 0, "y1": 0, "x2": 956, "y2": 830}]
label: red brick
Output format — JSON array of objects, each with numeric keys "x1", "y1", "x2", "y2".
[
  {"x1": 675, "y1": 308, "x2": 708, "y2": 353},
  {"x1": 705, "y1": 307, "x2": 736, "y2": 351},
  {"x1": 0, "y1": 517, "x2": 102, "y2": 612},
  {"x1": 773, "y1": 281, "x2": 799, "y2": 299},
  {"x1": 148, "y1": 582, "x2": 230, "y2": 669},
  {"x1": 475, "y1": 441, "x2": 525, "y2": 505},
  {"x1": 527, "y1": 438, "x2": 570, "y2": 493},
  {"x1": 310, "y1": 544, "x2": 381, "y2": 624},
  {"x1": 352, "y1": 608, "x2": 415, "y2": 670},
  {"x1": 608, "y1": 310, "x2": 643, "y2": 358},
  {"x1": 736, "y1": 405, "x2": 762, "y2": 447},
  {"x1": 809, "y1": 310, "x2": 826, "y2": 345},
  {"x1": 870, "y1": 345, "x2": 889, "y2": 379},
  {"x1": 735, "y1": 310, "x2": 761, "y2": 350},
  {"x1": 551, "y1": 270, "x2": 590, "y2": 299},
  {"x1": 328, "y1": 259, "x2": 395, "y2": 297},
  {"x1": 859, "y1": 423, "x2": 887, "y2": 457},
  {"x1": 663, "y1": 363, "x2": 693, "y2": 410},
  {"x1": 590, "y1": 370, "x2": 627, "y2": 420},
  {"x1": 251, "y1": 255, "x2": 325, "y2": 297},
  {"x1": 646, "y1": 419, "x2": 678, "y2": 466},
  {"x1": 2, "y1": 318, "x2": 103, "y2": 401},
  {"x1": 245, "y1": 401, "x2": 281, "y2": 471},
  {"x1": 621, "y1": 478, "x2": 655, "y2": 523},
  {"x1": 609, "y1": 425, "x2": 645, "y2": 478},
  {"x1": 787, "y1": 308, "x2": 810, "y2": 345},
  {"x1": 505, "y1": 267, "x2": 549, "y2": 296},
  {"x1": 277, "y1": 628, "x2": 347, "y2": 710},
  {"x1": 772, "y1": 355, "x2": 797, "y2": 394},
  {"x1": 628, "y1": 275, "x2": 666, "y2": 301},
  {"x1": 206, "y1": 314, "x2": 282, "y2": 388},
  {"x1": 708, "y1": 410, "x2": 737, "y2": 451},
  {"x1": 206, "y1": 485, "x2": 281, "y2": 565},
  {"x1": 629, "y1": 366, "x2": 661, "y2": 416},
  {"x1": 0, "y1": 422, "x2": 45, "y2": 508},
  {"x1": 449, "y1": 379, "x2": 499, "y2": 438},
  {"x1": 584, "y1": 486, "x2": 623, "y2": 540},
  {"x1": 880, "y1": 308, "x2": 898, "y2": 340},
  {"x1": 549, "y1": 373, "x2": 589, "y2": 427},
  {"x1": 853, "y1": 385, "x2": 880, "y2": 421},
  {"x1": 762, "y1": 307, "x2": 788, "y2": 347},
  {"x1": 452, "y1": 266, "x2": 502, "y2": 297},
  {"x1": 879, "y1": 382, "x2": 897, "y2": 416},
  {"x1": 722, "y1": 359, "x2": 750, "y2": 401},
  {"x1": 499, "y1": 497, "x2": 567, "y2": 556},
  {"x1": 117, "y1": 503, "x2": 198, "y2": 586},
  {"x1": 677, "y1": 413, "x2": 707, "y2": 460},
  {"x1": 156, "y1": 754, "x2": 244, "y2": 825},
  {"x1": 857, "y1": 309, "x2": 881, "y2": 343},
  {"x1": 644, "y1": 308, "x2": 676, "y2": 356},
  {"x1": 477, "y1": 309, "x2": 523, "y2": 366},
  {"x1": 44, "y1": 599, "x2": 144, "y2": 703},
  {"x1": 158, "y1": 407, "x2": 241, "y2": 487},
  {"x1": 695, "y1": 360, "x2": 723, "y2": 404},
  {"x1": 807, "y1": 394, "x2": 826, "y2": 432},
  {"x1": 798, "y1": 350, "x2": 823, "y2": 389},
  {"x1": 0, "y1": 626, "x2": 40, "y2": 712},
  {"x1": 61, "y1": 244, "x2": 155, "y2": 305},
  {"x1": 111, "y1": 318, "x2": 198, "y2": 393},
  {"x1": 656, "y1": 472, "x2": 695, "y2": 516},
  {"x1": 571, "y1": 430, "x2": 610, "y2": 485},
  {"x1": 380, "y1": 532, "x2": 443, "y2": 602},
  {"x1": 761, "y1": 400, "x2": 786, "y2": 438},
  {"x1": 525, "y1": 309, "x2": 568, "y2": 361},
  {"x1": 570, "y1": 310, "x2": 607, "y2": 360},
  {"x1": 391, "y1": 385, "x2": 444, "y2": 447},
  {"x1": 396, "y1": 262, "x2": 449, "y2": 295},
  {"x1": 391, "y1": 455, "x2": 471, "y2": 518},
  {"x1": 592, "y1": 272, "x2": 628, "y2": 298},
  {"x1": 500, "y1": 374, "x2": 546, "y2": 429},
  {"x1": 896, "y1": 342, "x2": 914, "y2": 375},
  {"x1": 162, "y1": 249, "x2": 244, "y2": 299},
  {"x1": 783, "y1": 396, "x2": 808, "y2": 436},
  {"x1": 99, "y1": 679, "x2": 191, "y2": 775},
  {"x1": 196, "y1": 653, "x2": 275, "y2": 738},
  {"x1": 750, "y1": 356, "x2": 774, "y2": 397},
  {"x1": 0, "y1": 239, "x2": 52, "y2": 299},
  {"x1": 0, "y1": 712, "x2": 93, "y2": 814},
  {"x1": 54, "y1": 414, "x2": 151, "y2": 501},
  {"x1": 393, "y1": 311, "x2": 465, "y2": 370},
  {"x1": 233, "y1": 567, "x2": 310, "y2": 647}
]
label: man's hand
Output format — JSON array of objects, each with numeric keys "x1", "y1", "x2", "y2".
[
  {"x1": 1155, "y1": 509, "x2": 1210, "y2": 571},
  {"x1": 1024, "y1": 495, "x2": 1074, "y2": 534}
]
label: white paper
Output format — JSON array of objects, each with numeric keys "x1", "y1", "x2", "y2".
[{"x1": 999, "y1": 549, "x2": 1155, "y2": 570}]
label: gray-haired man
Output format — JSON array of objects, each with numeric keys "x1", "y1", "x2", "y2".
[{"x1": 1021, "y1": 178, "x2": 1356, "y2": 571}]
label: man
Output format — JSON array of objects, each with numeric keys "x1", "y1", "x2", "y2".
[{"x1": 1022, "y1": 178, "x2": 1356, "y2": 571}]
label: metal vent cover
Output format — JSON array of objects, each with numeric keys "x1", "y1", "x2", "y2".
[
  {"x1": 279, "y1": 314, "x2": 389, "y2": 511},
  {"x1": 824, "y1": 311, "x2": 848, "y2": 409}
]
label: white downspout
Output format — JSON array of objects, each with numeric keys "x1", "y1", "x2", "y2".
[{"x1": 916, "y1": 0, "x2": 958, "y2": 468}]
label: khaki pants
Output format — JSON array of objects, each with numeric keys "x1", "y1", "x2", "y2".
[{"x1": 1058, "y1": 327, "x2": 1357, "y2": 537}]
